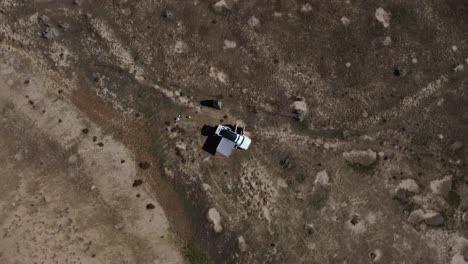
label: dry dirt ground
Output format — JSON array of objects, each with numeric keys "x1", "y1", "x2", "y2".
[{"x1": 1, "y1": 0, "x2": 468, "y2": 264}]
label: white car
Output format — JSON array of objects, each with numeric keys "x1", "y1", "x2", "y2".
[{"x1": 214, "y1": 125, "x2": 251, "y2": 156}]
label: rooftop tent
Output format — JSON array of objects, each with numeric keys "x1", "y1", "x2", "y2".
[{"x1": 200, "y1": 100, "x2": 222, "y2": 110}]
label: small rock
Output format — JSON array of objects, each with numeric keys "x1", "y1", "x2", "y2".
[
  {"x1": 437, "y1": 98, "x2": 445, "y2": 106},
  {"x1": 342, "y1": 149, "x2": 377, "y2": 167},
  {"x1": 174, "y1": 40, "x2": 188, "y2": 54},
  {"x1": 462, "y1": 212, "x2": 468, "y2": 223},
  {"x1": 73, "y1": 0, "x2": 82, "y2": 6},
  {"x1": 91, "y1": 72, "x2": 101, "y2": 82},
  {"x1": 161, "y1": 10, "x2": 175, "y2": 19},
  {"x1": 291, "y1": 98, "x2": 308, "y2": 121},
  {"x1": 450, "y1": 141, "x2": 463, "y2": 151},
  {"x1": 423, "y1": 211, "x2": 444, "y2": 226},
  {"x1": 146, "y1": 203, "x2": 156, "y2": 210},
  {"x1": 397, "y1": 179, "x2": 420, "y2": 194},
  {"x1": 341, "y1": 16, "x2": 350, "y2": 26},
  {"x1": 383, "y1": 36, "x2": 392, "y2": 46},
  {"x1": 314, "y1": 170, "x2": 329, "y2": 185},
  {"x1": 175, "y1": 141, "x2": 187, "y2": 150},
  {"x1": 248, "y1": 16, "x2": 260, "y2": 27},
  {"x1": 300, "y1": 3, "x2": 313, "y2": 13},
  {"x1": 202, "y1": 183, "x2": 211, "y2": 191},
  {"x1": 238, "y1": 236, "x2": 247, "y2": 252},
  {"x1": 224, "y1": 40, "x2": 237, "y2": 49},
  {"x1": 454, "y1": 64, "x2": 465, "y2": 72},
  {"x1": 375, "y1": 7, "x2": 391, "y2": 28},
  {"x1": 430, "y1": 175, "x2": 453, "y2": 198},
  {"x1": 207, "y1": 208, "x2": 223, "y2": 233},
  {"x1": 90, "y1": 185, "x2": 96, "y2": 190},
  {"x1": 114, "y1": 223, "x2": 124, "y2": 230},
  {"x1": 213, "y1": 0, "x2": 229, "y2": 13},
  {"x1": 407, "y1": 209, "x2": 425, "y2": 224}
]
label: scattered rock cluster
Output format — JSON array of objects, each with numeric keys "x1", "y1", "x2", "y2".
[{"x1": 403, "y1": 175, "x2": 455, "y2": 227}]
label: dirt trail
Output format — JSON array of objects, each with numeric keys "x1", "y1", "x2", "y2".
[{"x1": 0, "y1": 44, "x2": 184, "y2": 263}]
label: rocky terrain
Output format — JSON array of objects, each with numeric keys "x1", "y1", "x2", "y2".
[{"x1": 0, "y1": 0, "x2": 468, "y2": 263}]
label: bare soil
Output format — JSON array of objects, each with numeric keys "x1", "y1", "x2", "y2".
[{"x1": 1, "y1": 1, "x2": 468, "y2": 264}]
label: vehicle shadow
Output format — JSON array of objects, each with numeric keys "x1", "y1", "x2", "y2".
[{"x1": 201, "y1": 125, "x2": 220, "y2": 155}]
